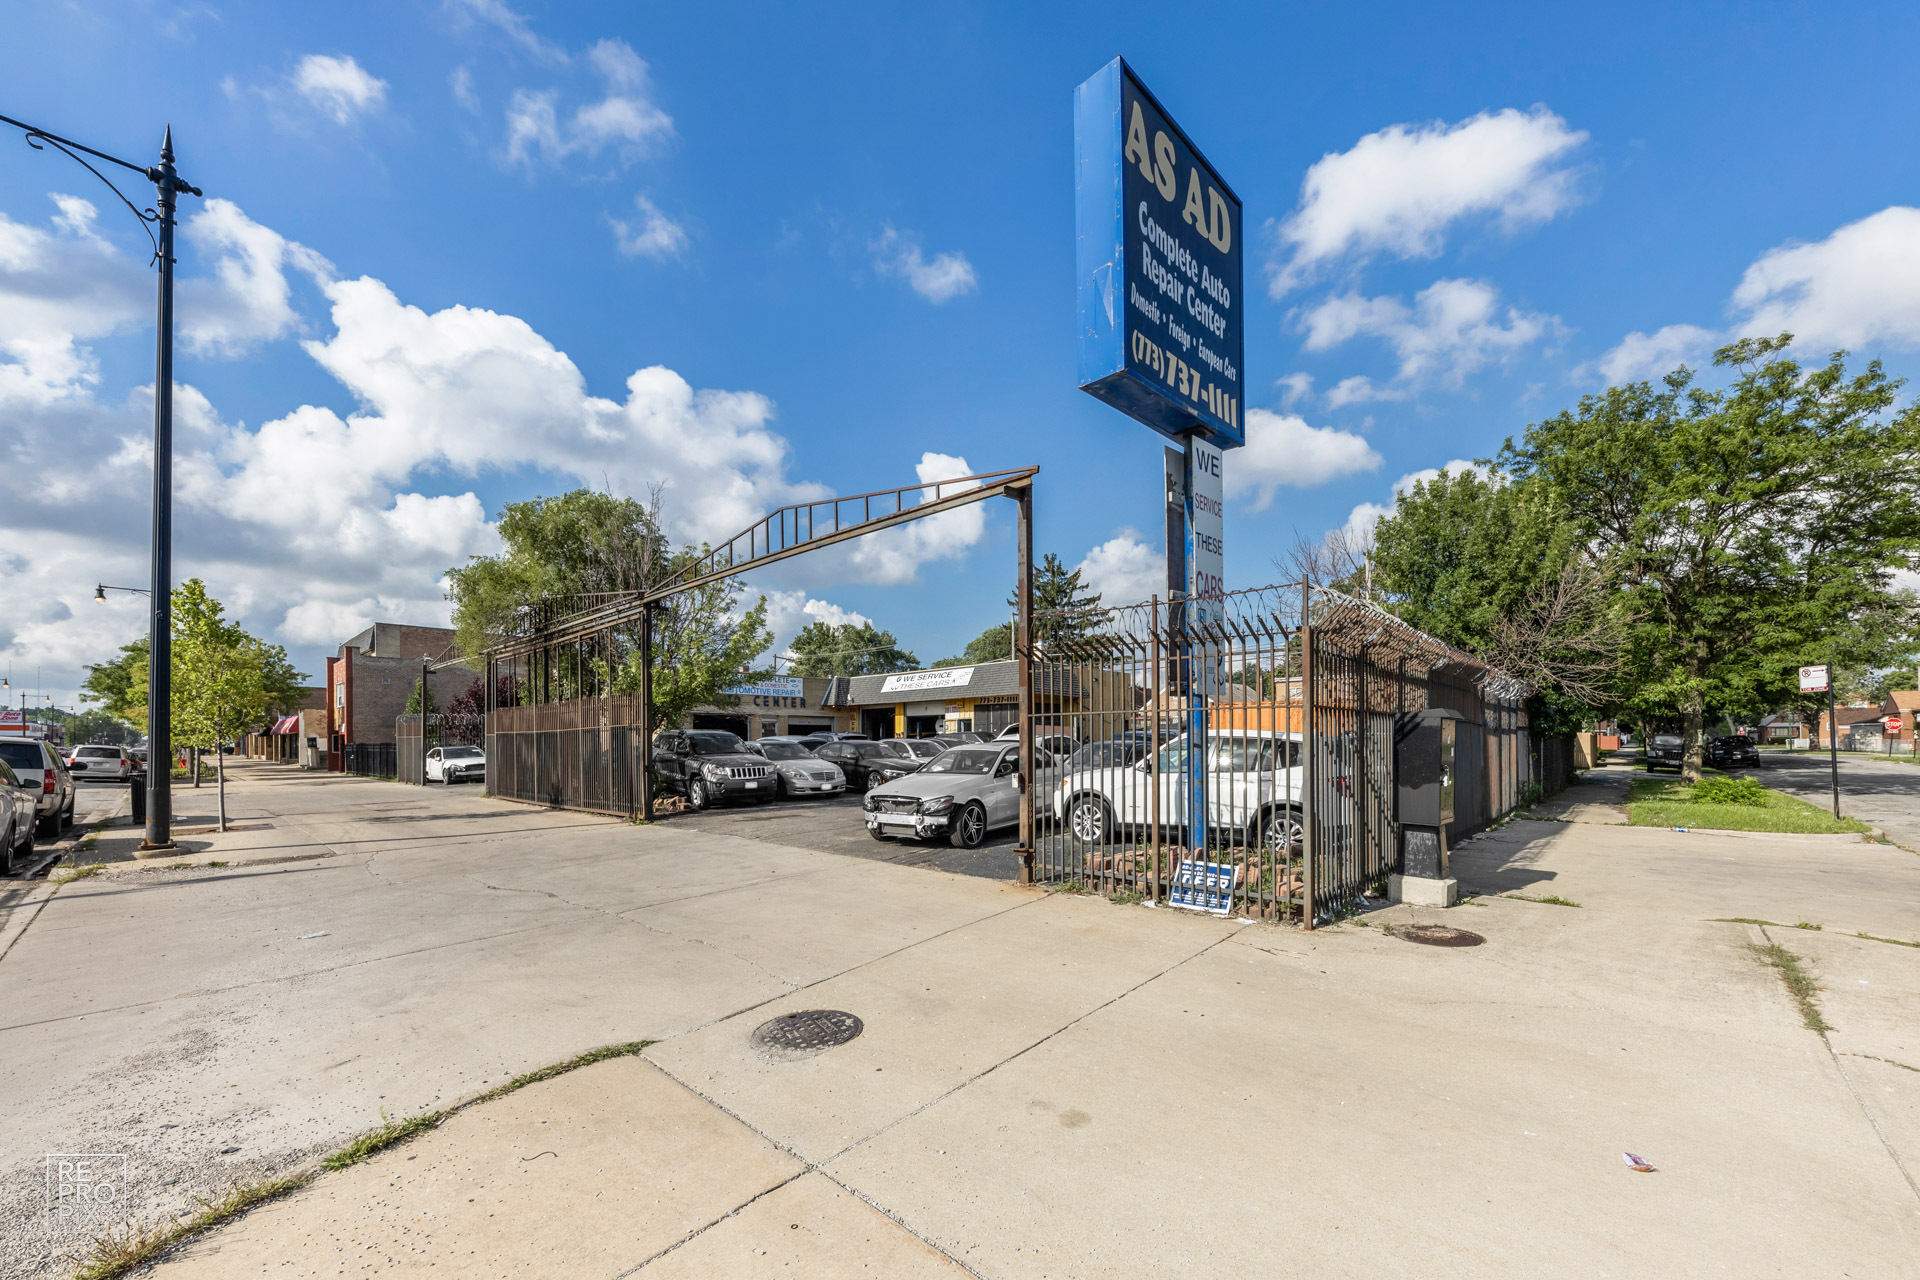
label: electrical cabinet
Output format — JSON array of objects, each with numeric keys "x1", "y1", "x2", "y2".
[{"x1": 1394, "y1": 708, "x2": 1463, "y2": 878}]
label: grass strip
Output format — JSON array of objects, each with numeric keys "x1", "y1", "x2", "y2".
[
  {"x1": 1627, "y1": 777, "x2": 1870, "y2": 834},
  {"x1": 1748, "y1": 941, "x2": 1832, "y2": 1033},
  {"x1": 51, "y1": 863, "x2": 105, "y2": 886},
  {"x1": 1710, "y1": 918, "x2": 1920, "y2": 949},
  {"x1": 71, "y1": 1040, "x2": 652, "y2": 1280},
  {"x1": 1502, "y1": 893, "x2": 1582, "y2": 908}
]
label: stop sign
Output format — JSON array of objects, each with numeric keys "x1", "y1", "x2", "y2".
[{"x1": 1889, "y1": 716, "x2": 1904, "y2": 734}]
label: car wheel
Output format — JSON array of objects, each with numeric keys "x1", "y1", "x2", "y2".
[
  {"x1": 1261, "y1": 807, "x2": 1304, "y2": 856},
  {"x1": 865, "y1": 773, "x2": 884, "y2": 793},
  {"x1": 0, "y1": 820, "x2": 13, "y2": 876},
  {"x1": 949, "y1": 802, "x2": 987, "y2": 849},
  {"x1": 1067, "y1": 795, "x2": 1112, "y2": 847},
  {"x1": 689, "y1": 778, "x2": 711, "y2": 811}
]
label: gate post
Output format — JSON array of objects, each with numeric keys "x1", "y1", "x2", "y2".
[
  {"x1": 1014, "y1": 481, "x2": 1034, "y2": 884},
  {"x1": 639, "y1": 601, "x2": 655, "y2": 822},
  {"x1": 1148, "y1": 595, "x2": 1162, "y2": 901},
  {"x1": 1301, "y1": 581, "x2": 1316, "y2": 929}
]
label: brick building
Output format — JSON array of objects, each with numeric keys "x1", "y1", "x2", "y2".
[{"x1": 324, "y1": 623, "x2": 476, "y2": 770}]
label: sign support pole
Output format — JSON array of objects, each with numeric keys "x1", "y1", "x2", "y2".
[
  {"x1": 1181, "y1": 434, "x2": 1209, "y2": 856},
  {"x1": 1014, "y1": 481, "x2": 1034, "y2": 885},
  {"x1": 1828, "y1": 678, "x2": 1840, "y2": 819}
]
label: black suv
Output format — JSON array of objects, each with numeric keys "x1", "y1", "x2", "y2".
[
  {"x1": 1646, "y1": 734, "x2": 1684, "y2": 773},
  {"x1": 651, "y1": 730, "x2": 776, "y2": 810},
  {"x1": 1708, "y1": 735, "x2": 1760, "y2": 769}
]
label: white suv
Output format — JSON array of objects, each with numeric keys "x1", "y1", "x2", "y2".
[
  {"x1": 0, "y1": 736, "x2": 74, "y2": 839},
  {"x1": 67, "y1": 744, "x2": 133, "y2": 782},
  {"x1": 1049, "y1": 730, "x2": 1312, "y2": 852}
]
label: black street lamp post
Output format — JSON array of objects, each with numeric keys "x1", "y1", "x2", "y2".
[{"x1": 2, "y1": 114, "x2": 202, "y2": 850}]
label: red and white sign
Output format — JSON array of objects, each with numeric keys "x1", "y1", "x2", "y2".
[
  {"x1": 1798, "y1": 665, "x2": 1830, "y2": 693},
  {"x1": 1888, "y1": 716, "x2": 1904, "y2": 734},
  {"x1": 0, "y1": 709, "x2": 24, "y2": 728}
]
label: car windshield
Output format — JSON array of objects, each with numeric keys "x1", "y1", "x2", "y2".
[
  {"x1": 78, "y1": 747, "x2": 119, "y2": 758},
  {"x1": 905, "y1": 741, "x2": 942, "y2": 758},
  {"x1": 443, "y1": 747, "x2": 482, "y2": 759},
  {"x1": 1653, "y1": 735, "x2": 1682, "y2": 746},
  {"x1": 762, "y1": 743, "x2": 811, "y2": 761},
  {"x1": 924, "y1": 749, "x2": 1000, "y2": 775},
  {"x1": 879, "y1": 741, "x2": 916, "y2": 758},
  {"x1": 0, "y1": 743, "x2": 42, "y2": 770},
  {"x1": 851, "y1": 742, "x2": 889, "y2": 758},
  {"x1": 1064, "y1": 742, "x2": 1136, "y2": 770},
  {"x1": 688, "y1": 732, "x2": 746, "y2": 755}
]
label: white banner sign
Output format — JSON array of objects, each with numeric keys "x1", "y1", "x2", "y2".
[
  {"x1": 880, "y1": 667, "x2": 973, "y2": 694},
  {"x1": 1799, "y1": 665, "x2": 1830, "y2": 693},
  {"x1": 723, "y1": 676, "x2": 804, "y2": 699}
]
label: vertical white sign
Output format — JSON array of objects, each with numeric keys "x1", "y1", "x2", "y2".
[{"x1": 1187, "y1": 437, "x2": 1224, "y2": 621}]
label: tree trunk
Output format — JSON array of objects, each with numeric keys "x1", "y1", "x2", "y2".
[
  {"x1": 215, "y1": 743, "x2": 227, "y2": 832},
  {"x1": 1680, "y1": 664, "x2": 1705, "y2": 785},
  {"x1": 192, "y1": 745, "x2": 201, "y2": 787}
]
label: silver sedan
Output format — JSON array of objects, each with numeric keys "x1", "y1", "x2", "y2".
[
  {"x1": 862, "y1": 743, "x2": 1022, "y2": 849},
  {"x1": 751, "y1": 740, "x2": 848, "y2": 797}
]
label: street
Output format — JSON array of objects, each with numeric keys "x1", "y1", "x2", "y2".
[
  {"x1": 1757, "y1": 751, "x2": 1920, "y2": 850},
  {"x1": 3, "y1": 759, "x2": 1917, "y2": 1277}
]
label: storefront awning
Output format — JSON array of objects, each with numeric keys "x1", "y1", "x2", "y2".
[{"x1": 271, "y1": 714, "x2": 301, "y2": 734}]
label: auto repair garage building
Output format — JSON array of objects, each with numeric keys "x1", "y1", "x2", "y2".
[{"x1": 825, "y1": 659, "x2": 1134, "y2": 739}]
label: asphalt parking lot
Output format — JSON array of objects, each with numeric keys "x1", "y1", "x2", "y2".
[{"x1": 662, "y1": 789, "x2": 1023, "y2": 879}]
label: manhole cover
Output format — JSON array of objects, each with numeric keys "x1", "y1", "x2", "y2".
[
  {"x1": 1393, "y1": 925, "x2": 1485, "y2": 947},
  {"x1": 751, "y1": 1009, "x2": 864, "y2": 1058}
]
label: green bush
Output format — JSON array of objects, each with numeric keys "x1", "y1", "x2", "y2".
[{"x1": 1691, "y1": 775, "x2": 1767, "y2": 807}]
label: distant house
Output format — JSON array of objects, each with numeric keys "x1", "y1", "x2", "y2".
[
  {"x1": 1879, "y1": 690, "x2": 1920, "y2": 742},
  {"x1": 323, "y1": 623, "x2": 476, "y2": 770},
  {"x1": 1816, "y1": 704, "x2": 1885, "y2": 747},
  {"x1": 1758, "y1": 711, "x2": 1808, "y2": 743}
]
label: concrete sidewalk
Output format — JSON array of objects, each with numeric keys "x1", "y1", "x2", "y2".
[{"x1": 4, "y1": 761, "x2": 1918, "y2": 1277}]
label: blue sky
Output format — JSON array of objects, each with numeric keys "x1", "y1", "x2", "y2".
[{"x1": 5, "y1": 0, "x2": 1920, "y2": 706}]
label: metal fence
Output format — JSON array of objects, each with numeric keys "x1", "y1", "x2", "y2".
[
  {"x1": 1030, "y1": 584, "x2": 1549, "y2": 923},
  {"x1": 342, "y1": 741, "x2": 396, "y2": 779},
  {"x1": 484, "y1": 695, "x2": 649, "y2": 813},
  {"x1": 396, "y1": 712, "x2": 485, "y2": 786}
]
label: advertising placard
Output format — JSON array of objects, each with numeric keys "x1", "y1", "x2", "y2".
[
  {"x1": 1168, "y1": 858, "x2": 1234, "y2": 916},
  {"x1": 722, "y1": 676, "x2": 804, "y2": 699},
  {"x1": 880, "y1": 668, "x2": 973, "y2": 695},
  {"x1": 1799, "y1": 665, "x2": 1830, "y2": 693},
  {"x1": 1075, "y1": 58, "x2": 1244, "y2": 449}
]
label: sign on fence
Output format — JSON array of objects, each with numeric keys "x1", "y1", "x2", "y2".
[{"x1": 1168, "y1": 858, "x2": 1235, "y2": 916}]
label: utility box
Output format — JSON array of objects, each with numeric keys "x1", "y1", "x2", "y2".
[{"x1": 1393, "y1": 708, "x2": 1463, "y2": 896}]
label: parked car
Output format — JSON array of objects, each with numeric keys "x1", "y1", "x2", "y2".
[
  {"x1": 0, "y1": 736, "x2": 73, "y2": 838},
  {"x1": 1646, "y1": 734, "x2": 1684, "y2": 773},
  {"x1": 66, "y1": 743, "x2": 133, "y2": 782},
  {"x1": 864, "y1": 742, "x2": 1025, "y2": 848},
  {"x1": 1059, "y1": 738, "x2": 1150, "y2": 772},
  {"x1": 748, "y1": 739, "x2": 847, "y2": 796},
  {"x1": 927, "y1": 732, "x2": 983, "y2": 748},
  {"x1": 864, "y1": 739, "x2": 938, "y2": 789},
  {"x1": 651, "y1": 730, "x2": 776, "y2": 810},
  {"x1": 989, "y1": 725, "x2": 1079, "y2": 761},
  {"x1": 1050, "y1": 730, "x2": 1310, "y2": 851},
  {"x1": 0, "y1": 757, "x2": 37, "y2": 874},
  {"x1": 798, "y1": 731, "x2": 871, "y2": 747},
  {"x1": 1708, "y1": 735, "x2": 1760, "y2": 769},
  {"x1": 425, "y1": 745, "x2": 486, "y2": 784},
  {"x1": 812, "y1": 739, "x2": 910, "y2": 792}
]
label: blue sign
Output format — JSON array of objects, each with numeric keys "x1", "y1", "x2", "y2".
[
  {"x1": 1168, "y1": 858, "x2": 1235, "y2": 916},
  {"x1": 1075, "y1": 58, "x2": 1244, "y2": 450}
]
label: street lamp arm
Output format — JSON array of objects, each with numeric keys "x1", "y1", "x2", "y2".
[{"x1": 0, "y1": 112, "x2": 202, "y2": 264}]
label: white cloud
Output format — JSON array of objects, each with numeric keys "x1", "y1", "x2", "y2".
[
  {"x1": 1270, "y1": 106, "x2": 1587, "y2": 295},
  {"x1": 843, "y1": 453, "x2": 988, "y2": 584},
  {"x1": 503, "y1": 38, "x2": 672, "y2": 169},
  {"x1": 871, "y1": 226, "x2": 977, "y2": 304},
  {"x1": 757, "y1": 590, "x2": 874, "y2": 660},
  {"x1": 179, "y1": 199, "x2": 335, "y2": 355},
  {"x1": 450, "y1": 66, "x2": 481, "y2": 114},
  {"x1": 445, "y1": 0, "x2": 567, "y2": 63},
  {"x1": 610, "y1": 195, "x2": 689, "y2": 259},
  {"x1": 290, "y1": 54, "x2": 387, "y2": 125},
  {"x1": 1076, "y1": 530, "x2": 1163, "y2": 608},
  {"x1": 1731, "y1": 207, "x2": 1920, "y2": 350},
  {"x1": 1299, "y1": 278, "x2": 1558, "y2": 393},
  {"x1": 1224, "y1": 408, "x2": 1382, "y2": 513},
  {"x1": 1274, "y1": 372, "x2": 1313, "y2": 407},
  {"x1": 1588, "y1": 323, "x2": 1718, "y2": 384},
  {"x1": 1323, "y1": 375, "x2": 1406, "y2": 409},
  {"x1": 2, "y1": 196, "x2": 1004, "y2": 706}
]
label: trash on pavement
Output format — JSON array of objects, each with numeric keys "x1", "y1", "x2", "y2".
[{"x1": 1621, "y1": 1152, "x2": 1655, "y2": 1172}]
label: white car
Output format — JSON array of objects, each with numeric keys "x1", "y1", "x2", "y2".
[
  {"x1": 0, "y1": 737, "x2": 73, "y2": 839},
  {"x1": 66, "y1": 744, "x2": 133, "y2": 782},
  {"x1": 425, "y1": 745, "x2": 486, "y2": 784},
  {"x1": 1049, "y1": 729, "x2": 1312, "y2": 852},
  {"x1": 0, "y1": 756, "x2": 36, "y2": 874}
]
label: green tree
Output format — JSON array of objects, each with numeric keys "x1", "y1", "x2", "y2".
[
  {"x1": 1500, "y1": 336, "x2": 1920, "y2": 780},
  {"x1": 82, "y1": 640, "x2": 150, "y2": 730},
  {"x1": 170, "y1": 579, "x2": 277, "y2": 831},
  {"x1": 785, "y1": 622, "x2": 917, "y2": 677},
  {"x1": 447, "y1": 488, "x2": 774, "y2": 731},
  {"x1": 1017, "y1": 553, "x2": 1105, "y2": 646}
]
